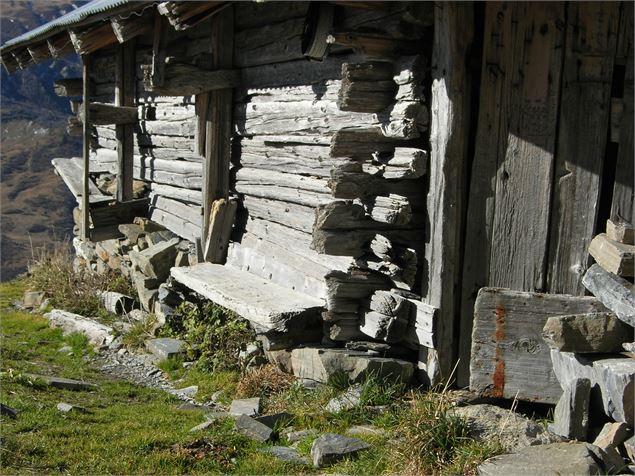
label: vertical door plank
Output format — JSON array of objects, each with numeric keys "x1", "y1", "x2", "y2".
[
  {"x1": 115, "y1": 40, "x2": 135, "y2": 202},
  {"x1": 424, "y1": 2, "x2": 473, "y2": 383},
  {"x1": 548, "y1": 3, "x2": 619, "y2": 294},
  {"x1": 81, "y1": 54, "x2": 91, "y2": 241},
  {"x1": 612, "y1": 3, "x2": 634, "y2": 224}
]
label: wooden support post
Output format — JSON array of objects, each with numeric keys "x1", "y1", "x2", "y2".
[
  {"x1": 81, "y1": 55, "x2": 91, "y2": 241},
  {"x1": 423, "y1": 3, "x2": 473, "y2": 385},
  {"x1": 115, "y1": 40, "x2": 135, "y2": 202},
  {"x1": 202, "y1": 6, "x2": 234, "y2": 263}
]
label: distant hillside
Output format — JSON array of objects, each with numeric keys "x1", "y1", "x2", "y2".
[{"x1": 1, "y1": 1, "x2": 85, "y2": 281}]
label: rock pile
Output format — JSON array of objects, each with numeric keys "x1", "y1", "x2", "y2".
[{"x1": 541, "y1": 218, "x2": 634, "y2": 472}]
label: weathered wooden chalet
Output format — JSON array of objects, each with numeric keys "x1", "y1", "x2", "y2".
[{"x1": 1, "y1": 1, "x2": 633, "y2": 399}]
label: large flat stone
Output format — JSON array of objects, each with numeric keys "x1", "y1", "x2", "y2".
[
  {"x1": 326, "y1": 385, "x2": 362, "y2": 413},
  {"x1": 449, "y1": 404, "x2": 563, "y2": 453},
  {"x1": 234, "y1": 415, "x2": 273, "y2": 442},
  {"x1": 291, "y1": 347, "x2": 414, "y2": 384},
  {"x1": 259, "y1": 446, "x2": 309, "y2": 465},
  {"x1": 551, "y1": 350, "x2": 635, "y2": 425},
  {"x1": 477, "y1": 442, "x2": 606, "y2": 476},
  {"x1": 26, "y1": 374, "x2": 97, "y2": 391},
  {"x1": 229, "y1": 397, "x2": 260, "y2": 417},
  {"x1": 45, "y1": 309, "x2": 115, "y2": 347},
  {"x1": 311, "y1": 433, "x2": 370, "y2": 467},
  {"x1": 129, "y1": 238, "x2": 179, "y2": 281},
  {"x1": 145, "y1": 338, "x2": 185, "y2": 359},
  {"x1": 171, "y1": 263, "x2": 323, "y2": 334}
]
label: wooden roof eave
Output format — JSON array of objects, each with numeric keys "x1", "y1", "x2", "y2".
[{"x1": 157, "y1": 1, "x2": 227, "y2": 31}]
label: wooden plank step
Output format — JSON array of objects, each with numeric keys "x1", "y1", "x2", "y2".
[
  {"x1": 51, "y1": 158, "x2": 112, "y2": 205},
  {"x1": 171, "y1": 263, "x2": 324, "y2": 334}
]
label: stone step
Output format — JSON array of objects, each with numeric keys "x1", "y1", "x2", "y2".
[{"x1": 171, "y1": 263, "x2": 324, "y2": 334}]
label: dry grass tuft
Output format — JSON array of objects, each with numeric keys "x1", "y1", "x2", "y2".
[
  {"x1": 235, "y1": 364, "x2": 295, "y2": 399},
  {"x1": 27, "y1": 242, "x2": 135, "y2": 317}
]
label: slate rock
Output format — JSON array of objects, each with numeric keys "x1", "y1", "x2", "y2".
[
  {"x1": 145, "y1": 338, "x2": 185, "y2": 359},
  {"x1": 118, "y1": 223, "x2": 144, "y2": 243},
  {"x1": 26, "y1": 374, "x2": 97, "y2": 391},
  {"x1": 259, "y1": 446, "x2": 309, "y2": 465},
  {"x1": 1, "y1": 403, "x2": 18, "y2": 419},
  {"x1": 593, "y1": 422, "x2": 630, "y2": 450},
  {"x1": 234, "y1": 414, "x2": 274, "y2": 442},
  {"x1": 345, "y1": 425, "x2": 385, "y2": 437},
  {"x1": 551, "y1": 350, "x2": 635, "y2": 425},
  {"x1": 189, "y1": 420, "x2": 214, "y2": 432},
  {"x1": 129, "y1": 238, "x2": 179, "y2": 280},
  {"x1": 542, "y1": 312, "x2": 632, "y2": 353},
  {"x1": 57, "y1": 402, "x2": 86, "y2": 413},
  {"x1": 549, "y1": 378, "x2": 591, "y2": 441},
  {"x1": 477, "y1": 442, "x2": 607, "y2": 476},
  {"x1": 170, "y1": 385, "x2": 198, "y2": 398},
  {"x1": 205, "y1": 411, "x2": 230, "y2": 422},
  {"x1": 311, "y1": 433, "x2": 371, "y2": 467},
  {"x1": 284, "y1": 428, "x2": 319, "y2": 443},
  {"x1": 23, "y1": 291, "x2": 45, "y2": 309},
  {"x1": 229, "y1": 397, "x2": 260, "y2": 416},
  {"x1": 326, "y1": 385, "x2": 362, "y2": 413},
  {"x1": 450, "y1": 404, "x2": 563, "y2": 452},
  {"x1": 623, "y1": 435, "x2": 635, "y2": 462},
  {"x1": 255, "y1": 412, "x2": 292, "y2": 430},
  {"x1": 291, "y1": 347, "x2": 414, "y2": 384}
]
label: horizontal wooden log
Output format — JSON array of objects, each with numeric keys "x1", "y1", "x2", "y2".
[
  {"x1": 140, "y1": 118, "x2": 196, "y2": 137},
  {"x1": 237, "y1": 149, "x2": 337, "y2": 177},
  {"x1": 151, "y1": 183, "x2": 201, "y2": 205},
  {"x1": 235, "y1": 184, "x2": 332, "y2": 208},
  {"x1": 150, "y1": 194, "x2": 201, "y2": 225},
  {"x1": 143, "y1": 62, "x2": 240, "y2": 96},
  {"x1": 111, "y1": 9, "x2": 153, "y2": 43},
  {"x1": 47, "y1": 32, "x2": 76, "y2": 59},
  {"x1": 235, "y1": 167, "x2": 329, "y2": 194},
  {"x1": 79, "y1": 103, "x2": 138, "y2": 125},
  {"x1": 69, "y1": 23, "x2": 119, "y2": 55},
  {"x1": 315, "y1": 200, "x2": 419, "y2": 231},
  {"x1": 330, "y1": 128, "x2": 407, "y2": 158},
  {"x1": 364, "y1": 194, "x2": 412, "y2": 225},
  {"x1": 582, "y1": 264, "x2": 635, "y2": 327},
  {"x1": 588, "y1": 233, "x2": 634, "y2": 277},
  {"x1": 234, "y1": 2, "x2": 309, "y2": 30},
  {"x1": 325, "y1": 270, "x2": 391, "y2": 302},
  {"x1": 354, "y1": 255, "x2": 415, "y2": 290},
  {"x1": 470, "y1": 287, "x2": 607, "y2": 404},
  {"x1": 360, "y1": 309, "x2": 409, "y2": 343},
  {"x1": 542, "y1": 312, "x2": 633, "y2": 353},
  {"x1": 234, "y1": 16, "x2": 305, "y2": 68},
  {"x1": 374, "y1": 147, "x2": 427, "y2": 179},
  {"x1": 158, "y1": 1, "x2": 223, "y2": 31},
  {"x1": 45, "y1": 309, "x2": 115, "y2": 346},
  {"x1": 96, "y1": 125, "x2": 195, "y2": 150},
  {"x1": 244, "y1": 217, "x2": 353, "y2": 272},
  {"x1": 341, "y1": 61, "x2": 394, "y2": 81},
  {"x1": 140, "y1": 103, "x2": 196, "y2": 121},
  {"x1": 312, "y1": 228, "x2": 424, "y2": 258},
  {"x1": 51, "y1": 158, "x2": 112, "y2": 204},
  {"x1": 148, "y1": 206, "x2": 200, "y2": 242},
  {"x1": 0, "y1": 52, "x2": 19, "y2": 73},
  {"x1": 90, "y1": 198, "x2": 149, "y2": 228},
  {"x1": 327, "y1": 32, "x2": 420, "y2": 58},
  {"x1": 338, "y1": 76, "x2": 396, "y2": 112},
  {"x1": 242, "y1": 196, "x2": 316, "y2": 233}
]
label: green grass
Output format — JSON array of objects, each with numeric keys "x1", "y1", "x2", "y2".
[{"x1": 0, "y1": 279, "x2": 502, "y2": 474}]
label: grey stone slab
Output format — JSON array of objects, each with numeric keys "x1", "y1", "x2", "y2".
[
  {"x1": 229, "y1": 397, "x2": 260, "y2": 416},
  {"x1": 255, "y1": 412, "x2": 292, "y2": 430},
  {"x1": 549, "y1": 378, "x2": 591, "y2": 441},
  {"x1": 205, "y1": 411, "x2": 231, "y2": 422},
  {"x1": 284, "y1": 428, "x2": 318, "y2": 443},
  {"x1": 26, "y1": 374, "x2": 97, "y2": 391},
  {"x1": 145, "y1": 338, "x2": 185, "y2": 360},
  {"x1": 477, "y1": 442, "x2": 605, "y2": 476},
  {"x1": 291, "y1": 347, "x2": 414, "y2": 384},
  {"x1": 23, "y1": 291, "x2": 45, "y2": 309},
  {"x1": 129, "y1": 238, "x2": 179, "y2": 281},
  {"x1": 259, "y1": 446, "x2": 310, "y2": 465},
  {"x1": 345, "y1": 425, "x2": 385, "y2": 437},
  {"x1": 326, "y1": 385, "x2": 362, "y2": 413},
  {"x1": 57, "y1": 402, "x2": 86, "y2": 413},
  {"x1": 542, "y1": 312, "x2": 633, "y2": 353},
  {"x1": 583, "y1": 264, "x2": 635, "y2": 327},
  {"x1": 1, "y1": 403, "x2": 18, "y2": 419},
  {"x1": 624, "y1": 435, "x2": 635, "y2": 462},
  {"x1": 234, "y1": 414, "x2": 273, "y2": 442},
  {"x1": 169, "y1": 385, "x2": 198, "y2": 398},
  {"x1": 449, "y1": 404, "x2": 563, "y2": 453},
  {"x1": 189, "y1": 420, "x2": 214, "y2": 432},
  {"x1": 551, "y1": 350, "x2": 635, "y2": 425},
  {"x1": 311, "y1": 433, "x2": 371, "y2": 467},
  {"x1": 592, "y1": 423, "x2": 630, "y2": 450}
]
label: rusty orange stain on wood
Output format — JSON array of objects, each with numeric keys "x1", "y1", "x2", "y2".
[{"x1": 491, "y1": 304, "x2": 506, "y2": 398}]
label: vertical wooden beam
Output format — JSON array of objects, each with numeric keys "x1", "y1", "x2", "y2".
[
  {"x1": 81, "y1": 54, "x2": 91, "y2": 241},
  {"x1": 458, "y1": 2, "x2": 566, "y2": 386},
  {"x1": 547, "y1": 2, "x2": 619, "y2": 295},
  {"x1": 423, "y1": 2, "x2": 473, "y2": 384},
  {"x1": 115, "y1": 40, "x2": 135, "y2": 202},
  {"x1": 202, "y1": 5, "x2": 234, "y2": 262},
  {"x1": 612, "y1": 2, "x2": 634, "y2": 224}
]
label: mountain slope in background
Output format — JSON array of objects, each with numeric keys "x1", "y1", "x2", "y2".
[{"x1": 1, "y1": 1, "x2": 86, "y2": 280}]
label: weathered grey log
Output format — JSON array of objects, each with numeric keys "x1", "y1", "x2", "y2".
[
  {"x1": 328, "y1": 162, "x2": 424, "y2": 200},
  {"x1": 235, "y1": 167, "x2": 330, "y2": 194},
  {"x1": 325, "y1": 270, "x2": 391, "y2": 307},
  {"x1": 110, "y1": 9, "x2": 153, "y2": 43},
  {"x1": 148, "y1": 207, "x2": 200, "y2": 243},
  {"x1": 236, "y1": 184, "x2": 332, "y2": 208},
  {"x1": 143, "y1": 62, "x2": 240, "y2": 96},
  {"x1": 374, "y1": 147, "x2": 427, "y2": 179},
  {"x1": 338, "y1": 77, "x2": 396, "y2": 112},
  {"x1": 542, "y1": 312, "x2": 633, "y2": 353},
  {"x1": 227, "y1": 235, "x2": 328, "y2": 299},
  {"x1": 150, "y1": 194, "x2": 201, "y2": 227},
  {"x1": 51, "y1": 158, "x2": 112, "y2": 205},
  {"x1": 79, "y1": 103, "x2": 137, "y2": 125},
  {"x1": 315, "y1": 201, "x2": 417, "y2": 231},
  {"x1": 171, "y1": 262, "x2": 323, "y2": 334},
  {"x1": 158, "y1": 1, "x2": 223, "y2": 31},
  {"x1": 341, "y1": 61, "x2": 394, "y2": 82},
  {"x1": 470, "y1": 288, "x2": 607, "y2": 404},
  {"x1": 588, "y1": 233, "x2": 634, "y2": 277},
  {"x1": 54, "y1": 78, "x2": 83, "y2": 97},
  {"x1": 234, "y1": 1, "x2": 309, "y2": 30},
  {"x1": 312, "y1": 228, "x2": 424, "y2": 258},
  {"x1": 606, "y1": 217, "x2": 634, "y2": 244},
  {"x1": 330, "y1": 128, "x2": 403, "y2": 158},
  {"x1": 582, "y1": 264, "x2": 635, "y2": 327},
  {"x1": 140, "y1": 119, "x2": 196, "y2": 137},
  {"x1": 27, "y1": 42, "x2": 51, "y2": 63},
  {"x1": 360, "y1": 310, "x2": 409, "y2": 343},
  {"x1": 234, "y1": 16, "x2": 305, "y2": 68},
  {"x1": 326, "y1": 32, "x2": 420, "y2": 59},
  {"x1": 364, "y1": 194, "x2": 412, "y2": 225},
  {"x1": 550, "y1": 350, "x2": 635, "y2": 425},
  {"x1": 47, "y1": 32, "x2": 76, "y2": 59},
  {"x1": 69, "y1": 23, "x2": 119, "y2": 55},
  {"x1": 150, "y1": 183, "x2": 201, "y2": 205},
  {"x1": 242, "y1": 196, "x2": 315, "y2": 233},
  {"x1": 45, "y1": 309, "x2": 115, "y2": 347}
]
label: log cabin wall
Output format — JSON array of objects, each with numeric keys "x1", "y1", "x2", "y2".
[{"x1": 87, "y1": 3, "x2": 436, "y2": 353}]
